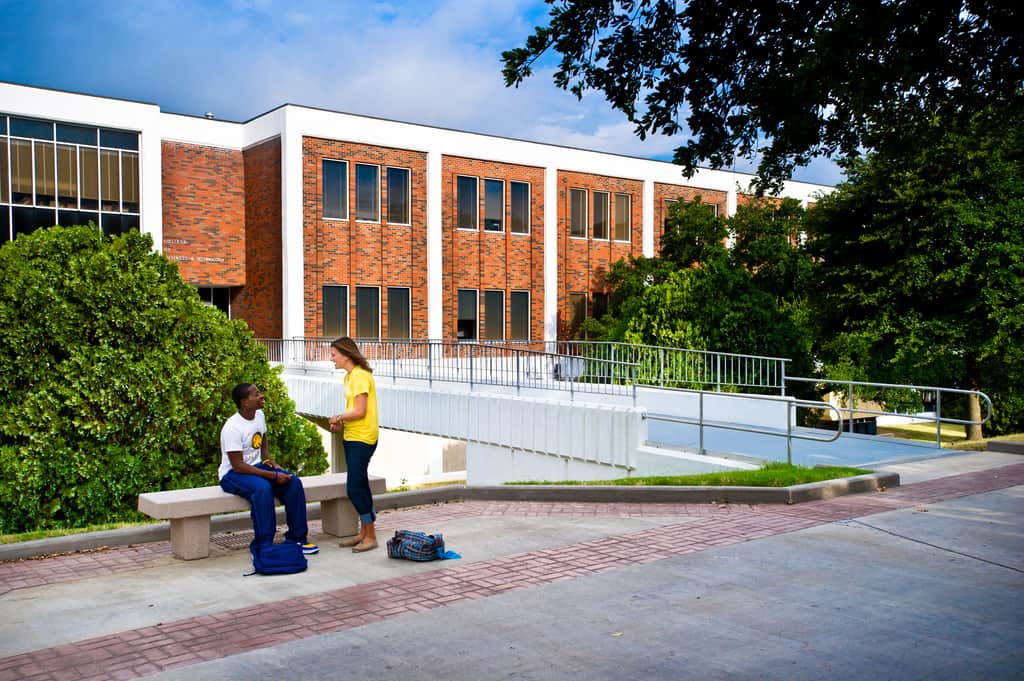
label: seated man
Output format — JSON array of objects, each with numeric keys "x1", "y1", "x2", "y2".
[{"x1": 219, "y1": 383, "x2": 318, "y2": 555}]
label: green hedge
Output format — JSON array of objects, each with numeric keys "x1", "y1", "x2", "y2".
[{"x1": 0, "y1": 225, "x2": 326, "y2": 533}]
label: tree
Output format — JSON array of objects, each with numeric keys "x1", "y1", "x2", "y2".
[
  {"x1": 590, "y1": 199, "x2": 816, "y2": 380},
  {"x1": 806, "y1": 106, "x2": 1024, "y2": 437},
  {"x1": 0, "y1": 226, "x2": 327, "y2": 533},
  {"x1": 503, "y1": 0, "x2": 1023, "y2": 191}
]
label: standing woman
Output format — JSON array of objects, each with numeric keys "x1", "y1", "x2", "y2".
[{"x1": 328, "y1": 337, "x2": 380, "y2": 552}]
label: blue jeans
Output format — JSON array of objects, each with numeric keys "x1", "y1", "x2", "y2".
[
  {"x1": 220, "y1": 463, "x2": 308, "y2": 548},
  {"x1": 344, "y1": 440, "x2": 378, "y2": 524}
]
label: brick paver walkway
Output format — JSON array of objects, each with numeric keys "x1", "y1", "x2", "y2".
[{"x1": 1, "y1": 463, "x2": 1021, "y2": 681}]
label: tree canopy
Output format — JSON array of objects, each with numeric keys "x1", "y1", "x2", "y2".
[
  {"x1": 503, "y1": 0, "x2": 1023, "y2": 191},
  {"x1": 0, "y1": 226, "x2": 327, "y2": 533},
  {"x1": 806, "y1": 105, "x2": 1024, "y2": 436}
]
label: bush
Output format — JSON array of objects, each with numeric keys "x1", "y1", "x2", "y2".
[{"x1": 0, "y1": 225, "x2": 326, "y2": 533}]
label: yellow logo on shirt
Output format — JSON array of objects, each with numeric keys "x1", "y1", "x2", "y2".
[{"x1": 251, "y1": 433, "x2": 263, "y2": 449}]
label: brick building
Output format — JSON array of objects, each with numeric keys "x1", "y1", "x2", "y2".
[{"x1": 0, "y1": 81, "x2": 830, "y2": 343}]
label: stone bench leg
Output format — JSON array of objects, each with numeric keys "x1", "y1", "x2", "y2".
[
  {"x1": 320, "y1": 498, "x2": 358, "y2": 537},
  {"x1": 169, "y1": 516, "x2": 211, "y2": 560}
]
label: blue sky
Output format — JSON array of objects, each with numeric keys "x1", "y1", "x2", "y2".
[{"x1": 0, "y1": 0, "x2": 842, "y2": 186}]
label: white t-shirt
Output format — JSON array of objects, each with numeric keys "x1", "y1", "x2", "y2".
[{"x1": 219, "y1": 409, "x2": 267, "y2": 480}]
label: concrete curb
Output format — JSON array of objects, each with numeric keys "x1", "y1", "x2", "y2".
[{"x1": 0, "y1": 472, "x2": 898, "y2": 562}]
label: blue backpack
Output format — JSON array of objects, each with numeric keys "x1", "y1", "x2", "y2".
[
  {"x1": 386, "y1": 530, "x2": 460, "y2": 561},
  {"x1": 245, "y1": 542, "x2": 308, "y2": 576}
]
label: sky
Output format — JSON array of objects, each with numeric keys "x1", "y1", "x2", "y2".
[{"x1": 0, "y1": 0, "x2": 843, "y2": 187}]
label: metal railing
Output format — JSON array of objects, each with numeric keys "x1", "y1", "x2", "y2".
[
  {"x1": 785, "y1": 376, "x2": 993, "y2": 447},
  {"x1": 647, "y1": 387, "x2": 843, "y2": 465},
  {"x1": 258, "y1": 338, "x2": 641, "y2": 400},
  {"x1": 547, "y1": 341, "x2": 790, "y2": 394}
]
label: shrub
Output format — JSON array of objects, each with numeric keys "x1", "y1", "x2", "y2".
[{"x1": 0, "y1": 225, "x2": 326, "y2": 533}]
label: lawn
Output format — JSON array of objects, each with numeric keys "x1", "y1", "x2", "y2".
[{"x1": 512, "y1": 461, "x2": 870, "y2": 488}]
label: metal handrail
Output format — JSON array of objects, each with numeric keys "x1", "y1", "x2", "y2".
[
  {"x1": 646, "y1": 387, "x2": 843, "y2": 465},
  {"x1": 786, "y1": 376, "x2": 993, "y2": 447},
  {"x1": 257, "y1": 338, "x2": 641, "y2": 401}
]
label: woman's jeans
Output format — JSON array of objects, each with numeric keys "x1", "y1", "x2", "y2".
[
  {"x1": 344, "y1": 440, "x2": 378, "y2": 524},
  {"x1": 220, "y1": 463, "x2": 308, "y2": 548}
]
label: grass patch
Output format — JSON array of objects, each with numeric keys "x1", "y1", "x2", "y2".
[
  {"x1": 510, "y1": 462, "x2": 870, "y2": 488},
  {"x1": 949, "y1": 432, "x2": 1024, "y2": 452},
  {"x1": 387, "y1": 479, "x2": 466, "y2": 493},
  {"x1": 876, "y1": 422, "x2": 966, "y2": 444},
  {"x1": 0, "y1": 520, "x2": 157, "y2": 545}
]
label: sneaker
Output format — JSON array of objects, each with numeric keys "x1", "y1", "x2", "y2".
[{"x1": 297, "y1": 542, "x2": 319, "y2": 555}]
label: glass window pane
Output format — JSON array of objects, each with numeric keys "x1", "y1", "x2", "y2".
[
  {"x1": 323, "y1": 285, "x2": 348, "y2": 337},
  {"x1": 57, "y1": 210, "x2": 98, "y2": 228},
  {"x1": 13, "y1": 206, "x2": 55, "y2": 237},
  {"x1": 615, "y1": 193, "x2": 631, "y2": 240},
  {"x1": 121, "y1": 151, "x2": 139, "y2": 213},
  {"x1": 457, "y1": 289, "x2": 477, "y2": 340},
  {"x1": 386, "y1": 167, "x2": 410, "y2": 224},
  {"x1": 483, "y1": 290, "x2": 504, "y2": 340},
  {"x1": 99, "y1": 129, "x2": 138, "y2": 151},
  {"x1": 0, "y1": 117, "x2": 6, "y2": 135},
  {"x1": 10, "y1": 117, "x2": 53, "y2": 140},
  {"x1": 34, "y1": 142, "x2": 56, "y2": 207},
  {"x1": 56, "y1": 123, "x2": 96, "y2": 145},
  {"x1": 510, "y1": 291, "x2": 529, "y2": 340},
  {"x1": 323, "y1": 160, "x2": 347, "y2": 219},
  {"x1": 80, "y1": 147, "x2": 99, "y2": 210},
  {"x1": 510, "y1": 181, "x2": 529, "y2": 234},
  {"x1": 355, "y1": 286, "x2": 380, "y2": 338},
  {"x1": 483, "y1": 179, "x2": 503, "y2": 232},
  {"x1": 10, "y1": 139, "x2": 33, "y2": 204},
  {"x1": 457, "y1": 175, "x2": 477, "y2": 229},
  {"x1": 387, "y1": 287, "x2": 411, "y2": 339},
  {"x1": 0, "y1": 208, "x2": 9, "y2": 245},
  {"x1": 100, "y1": 149, "x2": 119, "y2": 211},
  {"x1": 570, "y1": 188, "x2": 586, "y2": 237},
  {"x1": 57, "y1": 144, "x2": 78, "y2": 208},
  {"x1": 355, "y1": 164, "x2": 379, "y2": 221},
  {"x1": 0, "y1": 139, "x2": 8, "y2": 204},
  {"x1": 592, "y1": 292, "x2": 609, "y2": 319},
  {"x1": 568, "y1": 293, "x2": 587, "y2": 338},
  {"x1": 593, "y1": 191, "x2": 609, "y2": 239},
  {"x1": 101, "y1": 212, "x2": 137, "y2": 237}
]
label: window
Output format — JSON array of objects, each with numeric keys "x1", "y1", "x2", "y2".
[
  {"x1": 457, "y1": 289, "x2": 478, "y2": 340},
  {"x1": 510, "y1": 291, "x2": 530, "y2": 340},
  {"x1": 355, "y1": 164, "x2": 379, "y2": 222},
  {"x1": 101, "y1": 213, "x2": 138, "y2": 237},
  {"x1": 121, "y1": 152, "x2": 139, "y2": 213},
  {"x1": 355, "y1": 286, "x2": 380, "y2": 338},
  {"x1": 10, "y1": 139, "x2": 32, "y2": 204},
  {"x1": 80, "y1": 147, "x2": 98, "y2": 210},
  {"x1": 57, "y1": 144, "x2": 77, "y2": 208},
  {"x1": 99, "y1": 149, "x2": 119, "y2": 212},
  {"x1": 568, "y1": 293, "x2": 587, "y2": 338},
  {"x1": 614, "y1": 193, "x2": 631, "y2": 241},
  {"x1": 387, "y1": 287, "x2": 411, "y2": 339},
  {"x1": 483, "y1": 289, "x2": 504, "y2": 341},
  {"x1": 386, "y1": 167, "x2": 410, "y2": 224},
  {"x1": 323, "y1": 160, "x2": 348, "y2": 219},
  {"x1": 323, "y1": 285, "x2": 348, "y2": 337},
  {"x1": 34, "y1": 141, "x2": 55, "y2": 207},
  {"x1": 570, "y1": 188, "x2": 587, "y2": 237},
  {"x1": 510, "y1": 181, "x2": 530, "y2": 234},
  {"x1": 457, "y1": 175, "x2": 477, "y2": 230},
  {"x1": 592, "y1": 292, "x2": 609, "y2": 319},
  {"x1": 593, "y1": 191, "x2": 609, "y2": 239},
  {"x1": 484, "y1": 178, "x2": 503, "y2": 232},
  {"x1": 196, "y1": 287, "x2": 230, "y2": 316},
  {"x1": 0, "y1": 138, "x2": 8, "y2": 204}
]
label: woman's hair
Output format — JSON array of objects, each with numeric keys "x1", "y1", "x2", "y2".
[{"x1": 331, "y1": 337, "x2": 372, "y2": 373}]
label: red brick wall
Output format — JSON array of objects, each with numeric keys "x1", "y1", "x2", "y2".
[
  {"x1": 235, "y1": 137, "x2": 283, "y2": 337},
  {"x1": 653, "y1": 183, "x2": 727, "y2": 256},
  {"x1": 557, "y1": 170, "x2": 642, "y2": 338},
  {"x1": 161, "y1": 141, "x2": 245, "y2": 286},
  {"x1": 302, "y1": 137, "x2": 428, "y2": 339},
  {"x1": 441, "y1": 156, "x2": 545, "y2": 343}
]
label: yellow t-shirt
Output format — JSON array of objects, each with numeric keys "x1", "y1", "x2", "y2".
[{"x1": 343, "y1": 366, "x2": 379, "y2": 444}]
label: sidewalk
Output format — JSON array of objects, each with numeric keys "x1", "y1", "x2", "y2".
[{"x1": 1, "y1": 451, "x2": 1021, "y2": 681}]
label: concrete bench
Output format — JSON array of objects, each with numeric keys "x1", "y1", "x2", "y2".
[{"x1": 137, "y1": 473, "x2": 386, "y2": 560}]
